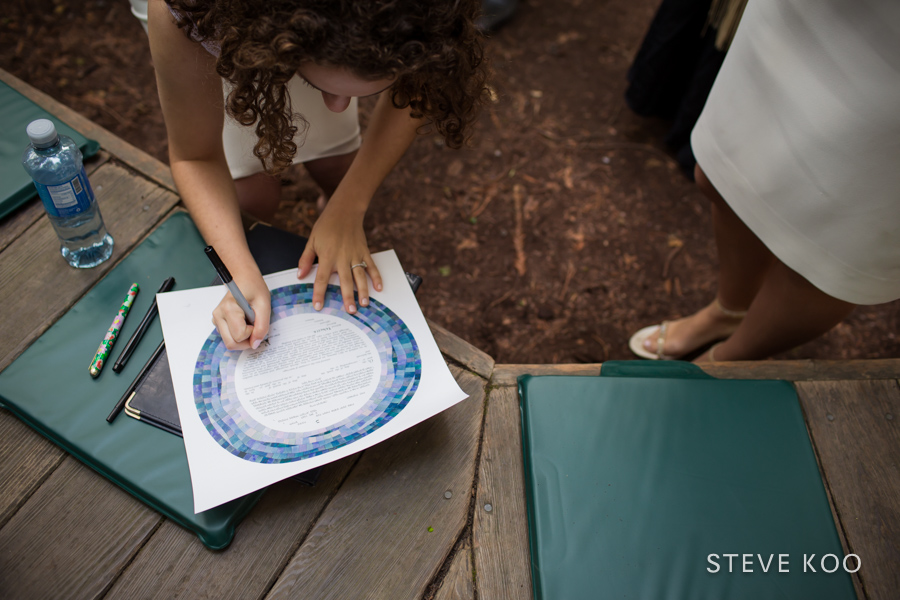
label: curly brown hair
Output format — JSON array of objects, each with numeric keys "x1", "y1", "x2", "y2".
[{"x1": 165, "y1": 0, "x2": 490, "y2": 174}]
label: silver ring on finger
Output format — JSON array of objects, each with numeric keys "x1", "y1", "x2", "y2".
[{"x1": 351, "y1": 261, "x2": 367, "y2": 270}]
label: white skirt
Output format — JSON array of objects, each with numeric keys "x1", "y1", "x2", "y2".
[{"x1": 691, "y1": 0, "x2": 900, "y2": 305}]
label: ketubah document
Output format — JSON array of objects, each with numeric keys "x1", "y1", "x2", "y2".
[{"x1": 157, "y1": 250, "x2": 467, "y2": 513}]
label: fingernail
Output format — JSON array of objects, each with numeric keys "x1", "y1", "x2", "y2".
[
  {"x1": 360, "y1": 297, "x2": 369, "y2": 307},
  {"x1": 252, "y1": 339, "x2": 261, "y2": 349},
  {"x1": 643, "y1": 340, "x2": 651, "y2": 349},
  {"x1": 348, "y1": 304, "x2": 356, "y2": 313},
  {"x1": 314, "y1": 301, "x2": 322, "y2": 311},
  {"x1": 376, "y1": 283, "x2": 383, "y2": 291},
  {"x1": 297, "y1": 269, "x2": 302, "y2": 278}
]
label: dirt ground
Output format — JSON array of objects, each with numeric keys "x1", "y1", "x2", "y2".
[{"x1": 4, "y1": 0, "x2": 898, "y2": 363}]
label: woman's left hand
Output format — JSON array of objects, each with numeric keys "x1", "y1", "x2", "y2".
[
  {"x1": 296, "y1": 92, "x2": 421, "y2": 309},
  {"x1": 297, "y1": 201, "x2": 383, "y2": 313}
]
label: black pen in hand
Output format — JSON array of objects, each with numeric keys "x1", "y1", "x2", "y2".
[{"x1": 204, "y1": 246, "x2": 268, "y2": 346}]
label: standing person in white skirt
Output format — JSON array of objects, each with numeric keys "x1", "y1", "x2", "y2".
[{"x1": 629, "y1": 0, "x2": 900, "y2": 362}]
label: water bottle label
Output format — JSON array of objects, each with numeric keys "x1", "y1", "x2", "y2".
[{"x1": 34, "y1": 168, "x2": 95, "y2": 218}]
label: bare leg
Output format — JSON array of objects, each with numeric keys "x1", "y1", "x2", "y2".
[
  {"x1": 698, "y1": 260, "x2": 855, "y2": 361},
  {"x1": 303, "y1": 151, "x2": 357, "y2": 206},
  {"x1": 699, "y1": 166, "x2": 776, "y2": 310},
  {"x1": 640, "y1": 164, "x2": 774, "y2": 357},
  {"x1": 233, "y1": 150, "x2": 357, "y2": 221},
  {"x1": 234, "y1": 172, "x2": 282, "y2": 222}
]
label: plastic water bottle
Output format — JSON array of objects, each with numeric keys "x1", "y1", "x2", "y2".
[{"x1": 22, "y1": 119, "x2": 114, "y2": 268}]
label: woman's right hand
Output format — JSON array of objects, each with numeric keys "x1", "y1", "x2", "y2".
[{"x1": 211, "y1": 274, "x2": 271, "y2": 350}]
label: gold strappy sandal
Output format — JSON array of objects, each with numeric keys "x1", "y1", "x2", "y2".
[{"x1": 628, "y1": 299, "x2": 747, "y2": 360}]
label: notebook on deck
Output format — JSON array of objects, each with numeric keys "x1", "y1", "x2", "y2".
[
  {"x1": 518, "y1": 361, "x2": 856, "y2": 600},
  {"x1": 0, "y1": 80, "x2": 100, "y2": 220}
]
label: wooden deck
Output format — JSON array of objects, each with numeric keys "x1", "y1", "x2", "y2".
[{"x1": 1, "y1": 70, "x2": 898, "y2": 600}]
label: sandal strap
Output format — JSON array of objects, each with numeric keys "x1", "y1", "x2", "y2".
[
  {"x1": 714, "y1": 298, "x2": 748, "y2": 319},
  {"x1": 656, "y1": 321, "x2": 668, "y2": 360}
]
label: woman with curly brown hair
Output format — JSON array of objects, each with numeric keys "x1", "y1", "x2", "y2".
[{"x1": 147, "y1": 0, "x2": 488, "y2": 350}]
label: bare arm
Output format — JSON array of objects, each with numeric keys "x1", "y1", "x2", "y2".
[
  {"x1": 297, "y1": 92, "x2": 422, "y2": 312},
  {"x1": 148, "y1": 0, "x2": 269, "y2": 349}
]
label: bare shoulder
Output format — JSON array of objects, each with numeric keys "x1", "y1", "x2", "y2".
[
  {"x1": 148, "y1": 0, "x2": 223, "y2": 158},
  {"x1": 147, "y1": 0, "x2": 183, "y2": 44},
  {"x1": 148, "y1": 0, "x2": 211, "y2": 70}
]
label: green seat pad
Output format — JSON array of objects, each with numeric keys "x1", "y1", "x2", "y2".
[
  {"x1": 518, "y1": 363, "x2": 855, "y2": 599},
  {"x1": 0, "y1": 212, "x2": 262, "y2": 549},
  {"x1": 0, "y1": 80, "x2": 100, "y2": 220}
]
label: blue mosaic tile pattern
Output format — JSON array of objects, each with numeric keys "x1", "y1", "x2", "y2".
[{"x1": 193, "y1": 284, "x2": 421, "y2": 463}]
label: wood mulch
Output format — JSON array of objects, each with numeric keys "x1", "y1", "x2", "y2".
[{"x1": 2, "y1": 0, "x2": 898, "y2": 363}]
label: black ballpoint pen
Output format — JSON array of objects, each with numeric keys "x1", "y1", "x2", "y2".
[
  {"x1": 112, "y1": 277, "x2": 175, "y2": 373},
  {"x1": 107, "y1": 339, "x2": 165, "y2": 423},
  {"x1": 205, "y1": 246, "x2": 268, "y2": 344},
  {"x1": 204, "y1": 246, "x2": 256, "y2": 323}
]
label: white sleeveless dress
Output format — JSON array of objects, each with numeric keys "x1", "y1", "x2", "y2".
[
  {"x1": 156, "y1": 5, "x2": 361, "y2": 179},
  {"x1": 691, "y1": 0, "x2": 900, "y2": 305}
]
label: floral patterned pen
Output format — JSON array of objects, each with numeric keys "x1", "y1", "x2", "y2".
[{"x1": 89, "y1": 282, "x2": 139, "y2": 378}]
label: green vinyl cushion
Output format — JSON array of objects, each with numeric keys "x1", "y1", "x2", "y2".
[
  {"x1": 0, "y1": 211, "x2": 262, "y2": 549},
  {"x1": 0, "y1": 80, "x2": 100, "y2": 221},
  {"x1": 518, "y1": 362, "x2": 856, "y2": 599}
]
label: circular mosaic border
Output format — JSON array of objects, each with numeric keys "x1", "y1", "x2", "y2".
[{"x1": 193, "y1": 283, "x2": 421, "y2": 463}]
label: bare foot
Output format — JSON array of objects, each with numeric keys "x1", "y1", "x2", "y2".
[{"x1": 641, "y1": 300, "x2": 746, "y2": 359}]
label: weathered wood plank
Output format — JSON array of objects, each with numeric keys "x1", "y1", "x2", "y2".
[
  {"x1": 105, "y1": 457, "x2": 357, "y2": 600},
  {"x1": 0, "y1": 457, "x2": 161, "y2": 600},
  {"x1": 702, "y1": 359, "x2": 900, "y2": 381},
  {"x1": 802, "y1": 410, "x2": 867, "y2": 600},
  {"x1": 0, "y1": 69, "x2": 175, "y2": 193},
  {"x1": 0, "y1": 408, "x2": 65, "y2": 529},
  {"x1": 492, "y1": 363, "x2": 602, "y2": 386},
  {"x1": 433, "y1": 538, "x2": 475, "y2": 600},
  {"x1": 796, "y1": 380, "x2": 900, "y2": 600},
  {"x1": 0, "y1": 152, "x2": 111, "y2": 254},
  {"x1": 0, "y1": 162, "x2": 179, "y2": 372},
  {"x1": 492, "y1": 359, "x2": 900, "y2": 387},
  {"x1": 266, "y1": 366, "x2": 486, "y2": 600},
  {"x1": 473, "y1": 386, "x2": 533, "y2": 600},
  {"x1": 0, "y1": 200, "x2": 43, "y2": 254},
  {"x1": 428, "y1": 318, "x2": 495, "y2": 380}
]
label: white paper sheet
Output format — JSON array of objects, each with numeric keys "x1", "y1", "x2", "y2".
[{"x1": 157, "y1": 250, "x2": 467, "y2": 512}]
